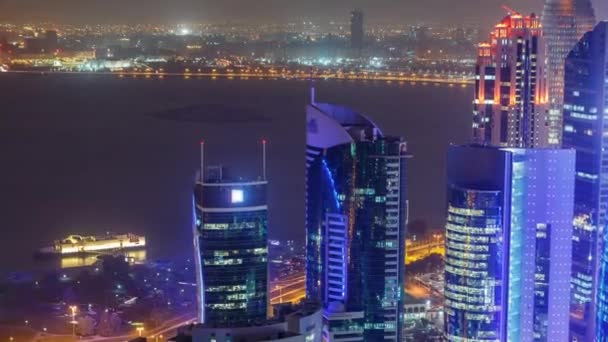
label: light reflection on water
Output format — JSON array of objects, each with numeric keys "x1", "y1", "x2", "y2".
[{"x1": 59, "y1": 249, "x2": 147, "y2": 269}]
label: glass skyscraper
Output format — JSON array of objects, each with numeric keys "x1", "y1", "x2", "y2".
[
  {"x1": 472, "y1": 13, "x2": 548, "y2": 148},
  {"x1": 445, "y1": 145, "x2": 575, "y2": 342},
  {"x1": 306, "y1": 99, "x2": 408, "y2": 341},
  {"x1": 193, "y1": 166, "x2": 268, "y2": 326},
  {"x1": 541, "y1": 0, "x2": 595, "y2": 146},
  {"x1": 562, "y1": 21, "x2": 608, "y2": 342}
]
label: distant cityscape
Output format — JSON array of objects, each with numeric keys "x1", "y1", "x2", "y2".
[
  {"x1": 2, "y1": 0, "x2": 608, "y2": 341},
  {"x1": 0, "y1": 14, "x2": 477, "y2": 84}
]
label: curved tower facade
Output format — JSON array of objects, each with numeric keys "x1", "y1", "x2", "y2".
[
  {"x1": 445, "y1": 187, "x2": 506, "y2": 341},
  {"x1": 445, "y1": 146, "x2": 575, "y2": 342},
  {"x1": 306, "y1": 101, "x2": 409, "y2": 341},
  {"x1": 541, "y1": 0, "x2": 595, "y2": 146},
  {"x1": 193, "y1": 167, "x2": 268, "y2": 326}
]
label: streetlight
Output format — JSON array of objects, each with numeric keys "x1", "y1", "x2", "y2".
[{"x1": 136, "y1": 327, "x2": 144, "y2": 337}]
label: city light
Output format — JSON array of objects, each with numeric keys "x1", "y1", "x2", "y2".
[
  {"x1": 231, "y1": 189, "x2": 244, "y2": 203},
  {"x1": 70, "y1": 305, "x2": 78, "y2": 336}
]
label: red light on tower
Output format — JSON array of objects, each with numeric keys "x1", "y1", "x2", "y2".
[{"x1": 261, "y1": 138, "x2": 267, "y2": 181}]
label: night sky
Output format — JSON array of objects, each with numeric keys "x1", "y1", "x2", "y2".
[{"x1": 0, "y1": 0, "x2": 606, "y2": 29}]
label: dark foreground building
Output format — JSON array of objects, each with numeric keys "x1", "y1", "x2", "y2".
[
  {"x1": 305, "y1": 91, "x2": 409, "y2": 341},
  {"x1": 171, "y1": 303, "x2": 322, "y2": 342},
  {"x1": 193, "y1": 162, "x2": 268, "y2": 326}
]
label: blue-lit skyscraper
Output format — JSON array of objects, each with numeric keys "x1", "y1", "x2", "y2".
[
  {"x1": 306, "y1": 94, "x2": 409, "y2": 341},
  {"x1": 562, "y1": 21, "x2": 608, "y2": 342},
  {"x1": 193, "y1": 162, "x2": 268, "y2": 326},
  {"x1": 445, "y1": 145, "x2": 575, "y2": 342}
]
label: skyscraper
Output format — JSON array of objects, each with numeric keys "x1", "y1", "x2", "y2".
[
  {"x1": 306, "y1": 93, "x2": 408, "y2": 341},
  {"x1": 45, "y1": 30, "x2": 58, "y2": 51},
  {"x1": 562, "y1": 21, "x2": 607, "y2": 342},
  {"x1": 472, "y1": 12, "x2": 548, "y2": 148},
  {"x1": 350, "y1": 10, "x2": 364, "y2": 50},
  {"x1": 541, "y1": 0, "x2": 596, "y2": 146},
  {"x1": 444, "y1": 145, "x2": 575, "y2": 342},
  {"x1": 193, "y1": 150, "x2": 269, "y2": 326}
]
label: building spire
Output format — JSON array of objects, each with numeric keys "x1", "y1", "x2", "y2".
[
  {"x1": 501, "y1": 4, "x2": 520, "y2": 15},
  {"x1": 262, "y1": 139, "x2": 267, "y2": 181},
  {"x1": 310, "y1": 67, "x2": 315, "y2": 105},
  {"x1": 199, "y1": 140, "x2": 205, "y2": 182}
]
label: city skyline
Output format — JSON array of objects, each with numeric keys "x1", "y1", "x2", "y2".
[
  {"x1": 3, "y1": 0, "x2": 608, "y2": 340},
  {"x1": 0, "y1": 0, "x2": 606, "y2": 28}
]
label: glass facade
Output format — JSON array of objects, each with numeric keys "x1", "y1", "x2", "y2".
[
  {"x1": 445, "y1": 146, "x2": 575, "y2": 342},
  {"x1": 533, "y1": 223, "x2": 551, "y2": 341},
  {"x1": 541, "y1": 0, "x2": 595, "y2": 146},
  {"x1": 444, "y1": 188, "x2": 506, "y2": 341},
  {"x1": 193, "y1": 180, "x2": 268, "y2": 326},
  {"x1": 306, "y1": 103, "x2": 408, "y2": 341},
  {"x1": 562, "y1": 22, "x2": 608, "y2": 341},
  {"x1": 507, "y1": 154, "x2": 524, "y2": 341}
]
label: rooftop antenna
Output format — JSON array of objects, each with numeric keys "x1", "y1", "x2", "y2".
[
  {"x1": 310, "y1": 67, "x2": 315, "y2": 104},
  {"x1": 502, "y1": 4, "x2": 520, "y2": 15},
  {"x1": 262, "y1": 139, "x2": 267, "y2": 181},
  {"x1": 199, "y1": 140, "x2": 205, "y2": 182}
]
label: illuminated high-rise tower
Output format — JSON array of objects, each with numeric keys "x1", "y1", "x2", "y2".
[
  {"x1": 193, "y1": 145, "x2": 269, "y2": 327},
  {"x1": 306, "y1": 89, "x2": 409, "y2": 341},
  {"x1": 541, "y1": 0, "x2": 596, "y2": 146},
  {"x1": 562, "y1": 22, "x2": 607, "y2": 342},
  {"x1": 472, "y1": 12, "x2": 548, "y2": 148},
  {"x1": 444, "y1": 145, "x2": 575, "y2": 342}
]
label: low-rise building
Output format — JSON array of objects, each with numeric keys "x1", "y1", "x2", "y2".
[{"x1": 170, "y1": 303, "x2": 322, "y2": 342}]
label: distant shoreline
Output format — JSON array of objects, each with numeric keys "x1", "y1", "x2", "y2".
[{"x1": 0, "y1": 69, "x2": 474, "y2": 85}]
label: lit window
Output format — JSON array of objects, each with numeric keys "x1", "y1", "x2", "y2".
[{"x1": 231, "y1": 189, "x2": 244, "y2": 203}]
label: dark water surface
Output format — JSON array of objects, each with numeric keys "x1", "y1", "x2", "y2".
[{"x1": 0, "y1": 74, "x2": 472, "y2": 274}]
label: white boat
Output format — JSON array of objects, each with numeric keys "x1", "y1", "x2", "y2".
[{"x1": 37, "y1": 233, "x2": 146, "y2": 256}]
